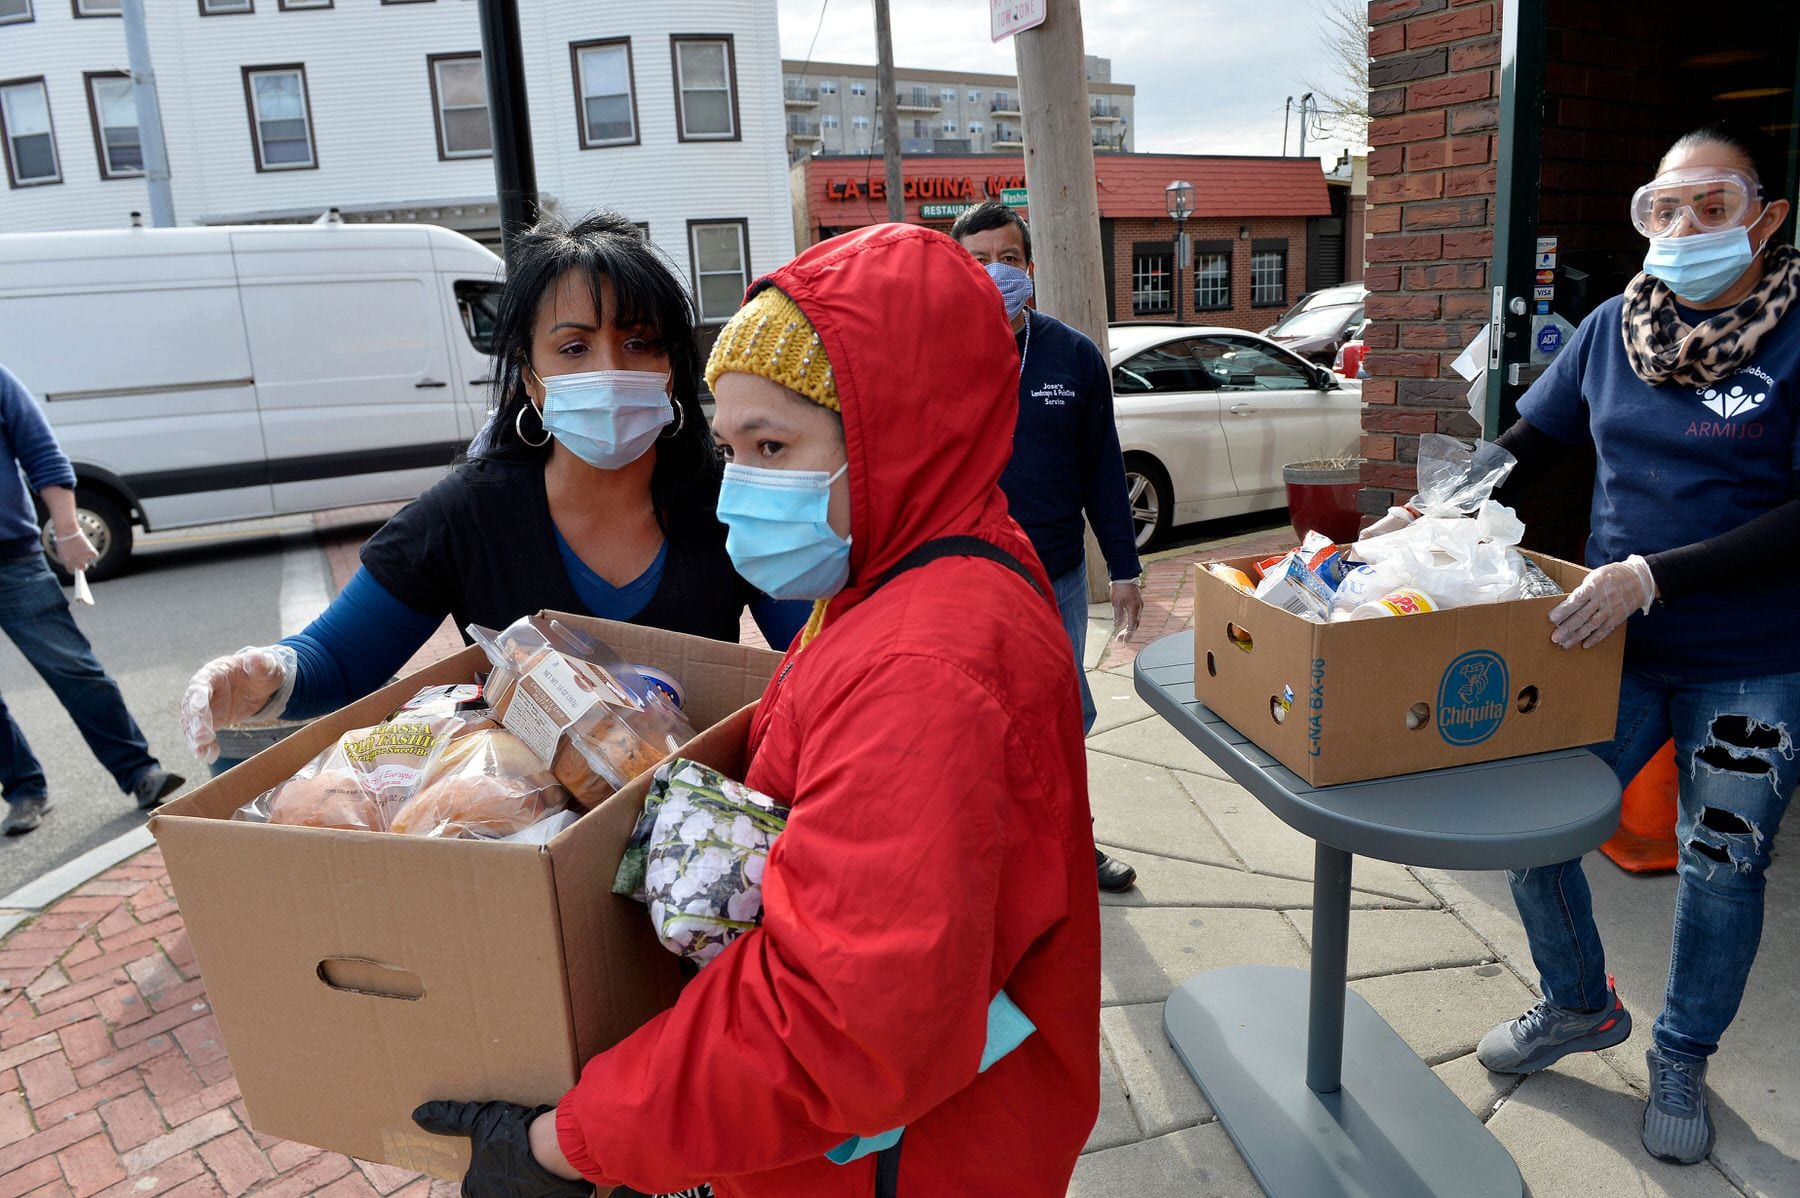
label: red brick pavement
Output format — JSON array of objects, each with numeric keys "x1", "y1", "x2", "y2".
[{"x1": 0, "y1": 519, "x2": 1293, "y2": 1195}]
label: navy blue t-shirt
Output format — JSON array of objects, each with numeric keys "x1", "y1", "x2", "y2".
[
  {"x1": 1518, "y1": 294, "x2": 1800, "y2": 678},
  {"x1": 1000, "y1": 310, "x2": 1142, "y2": 582}
]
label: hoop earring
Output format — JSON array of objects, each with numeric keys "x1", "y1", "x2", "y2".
[
  {"x1": 515, "y1": 402, "x2": 551, "y2": 448},
  {"x1": 660, "y1": 398, "x2": 687, "y2": 439}
]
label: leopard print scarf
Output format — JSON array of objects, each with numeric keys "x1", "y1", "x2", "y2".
[{"x1": 1620, "y1": 243, "x2": 1800, "y2": 387}]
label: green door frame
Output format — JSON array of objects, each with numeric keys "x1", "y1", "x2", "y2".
[{"x1": 1485, "y1": 0, "x2": 1549, "y2": 434}]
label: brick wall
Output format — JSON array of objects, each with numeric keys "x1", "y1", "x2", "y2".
[
  {"x1": 1360, "y1": 0, "x2": 1500, "y2": 517},
  {"x1": 1106, "y1": 215, "x2": 1311, "y2": 331}
]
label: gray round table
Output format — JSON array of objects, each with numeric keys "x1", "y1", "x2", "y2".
[{"x1": 1133, "y1": 632, "x2": 1621, "y2": 1198}]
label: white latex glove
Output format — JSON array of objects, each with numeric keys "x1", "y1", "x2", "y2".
[
  {"x1": 180, "y1": 645, "x2": 297, "y2": 765},
  {"x1": 1549, "y1": 555, "x2": 1655, "y2": 649},
  {"x1": 52, "y1": 529, "x2": 99, "y2": 574},
  {"x1": 1111, "y1": 581, "x2": 1144, "y2": 640},
  {"x1": 1358, "y1": 502, "x2": 1419, "y2": 541}
]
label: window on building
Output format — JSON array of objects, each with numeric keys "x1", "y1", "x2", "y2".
[
  {"x1": 429, "y1": 53, "x2": 490, "y2": 159},
  {"x1": 73, "y1": 0, "x2": 118, "y2": 14},
  {"x1": 1250, "y1": 240, "x2": 1288, "y2": 307},
  {"x1": 1193, "y1": 243, "x2": 1231, "y2": 311},
  {"x1": 821, "y1": 114, "x2": 839, "y2": 129},
  {"x1": 968, "y1": 89, "x2": 981, "y2": 102},
  {"x1": 1131, "y1": 245, "x2": 1172, "y2": 315},
  {"x1": 572, "y1": 39, "x2": 636, "y2": 147},
  {"x1": 279, "y1": 0, "x2": 333, "y2": 9},
  {"x1": 1, "y1": 79, "x2": 60, "y2": 186},
  {"x1": 940, "y1": 87, "x2": 955, "y2": 102},
  {"x1": 671, "y1": 36, "x2": 737, "y2": 141},
  {"x1": 968, "y1": 121, "x2": 982, "y2": 135},
  {"x1": 0, "y1": 1, "x2": 33, "y2": 25},
  {"x1": 818, "y1": 80, "x2": 837, "y2": 95},
  {"x1": 852, "y1": 115, "x2": 870, "y2": 130},
  {"x1": 84, "y1": 74, "x2": 142, "y2": 178},
  {"x1": 201, "y1": 0, "x2": 254, "y2": 14},
  {"x1": 690, "y1": 220, "x2": 749, "y2": 325},
  {"x1": 941, "y1": 120, "x2": 956, "y2": 134},
  {"x1": 850, "y1": 82, "x2": 868, "y2": 97},
  {"x1": 243, "y1": 65, "x2": 315, "y2": 170}
]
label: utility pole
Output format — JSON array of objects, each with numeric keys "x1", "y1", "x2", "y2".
[
  {"x1": 1283, "y1": 95, "x2": 1292, "y2": 157},
  {"x1": 1297, "y1": 92, "x2": 1314, "y2": 159},
  {"x1": 475, "y1": 0, "x2": 538, "y2": 257},
  {"x1": 873, "y1": 0, "x2": 905, "y2": 222},
  {"x1": 1014, "y1": 0, "x2": 1112, "y2": 602},
  {"x1": 119, "y1": 0, "x2": 174, "y2": 227}
]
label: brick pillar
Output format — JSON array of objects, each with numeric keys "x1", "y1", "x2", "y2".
[{"x1": 1359, "y1": 0, "x2": 1500, "y2": 520}]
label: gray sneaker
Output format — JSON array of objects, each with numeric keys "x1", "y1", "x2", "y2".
[
  {"x1": 131, "y1": 766, "x2": 185, "y2": 810},
  {"x1": 1642, "y1": 1046, "x2": 1714, "y2": 1164},
  {"x1": 1476, "y1": 985, "x2": 1631, "y2": 1074},
  {"x1": 3, "y1": 796, "x2": 48, "y2": 835}
]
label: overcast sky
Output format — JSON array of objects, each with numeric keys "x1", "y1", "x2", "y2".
[{"x1": 775, "y1": 0, "x2": 1364, "y2": 163}]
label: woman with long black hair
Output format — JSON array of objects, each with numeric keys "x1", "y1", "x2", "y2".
[{"x1": 181, "y1": 211, "x2": 806, "y2": 761}]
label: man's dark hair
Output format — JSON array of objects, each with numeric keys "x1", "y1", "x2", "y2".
[{"x1": 949, "y1": 199, "x2": 1032, "y2": 262}]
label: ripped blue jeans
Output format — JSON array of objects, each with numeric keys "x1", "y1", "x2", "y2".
[{"x1": 1507, "y1": 664, "x2": 1799, "y2": 1063}]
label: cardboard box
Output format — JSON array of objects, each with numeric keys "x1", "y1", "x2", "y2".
[
  {"x1": 1193, "y1": 551, "x2": 1623, "y2": 786},
  {"x1": 151, "y1": 616, "x2": 781, "y2": 1178}
]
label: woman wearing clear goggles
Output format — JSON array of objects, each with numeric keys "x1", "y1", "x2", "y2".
[{"x1": 1377, "y1": 122, "x2": 1800, "y2": 1170}]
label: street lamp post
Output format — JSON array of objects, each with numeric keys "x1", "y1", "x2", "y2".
[{"x1": 1165, "y1": 179, "x2": 1194, "y2": 323}]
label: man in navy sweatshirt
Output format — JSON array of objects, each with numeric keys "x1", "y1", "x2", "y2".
[
  {"x1": 0, "y1": 364, "x2": 183, "y2": 835},
  {"x1": 954, "y1": 201, "x2": 1144, "y2": 892}
]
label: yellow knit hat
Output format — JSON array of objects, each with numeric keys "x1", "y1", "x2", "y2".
[{"x1": 704, "y1": 288, "x2": 840, "y2": 412}]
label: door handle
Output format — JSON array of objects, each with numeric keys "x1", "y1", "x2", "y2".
[
  {"x1": 470, "y1": 377, "x2": 495, "y2": 386},
  {"x1": 415, "y1": 379, "x2": 448, "y2": 389},
  {"x1": 1228, "y1": 403, "x2": 1257, "y2": 414}
]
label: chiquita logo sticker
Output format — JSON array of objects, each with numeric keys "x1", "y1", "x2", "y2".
[{"x1": 1436, "y1": 650, "x2": 1509, "y2": 747}]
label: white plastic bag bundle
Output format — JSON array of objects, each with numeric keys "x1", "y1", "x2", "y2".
[{"x1": 1350, "y1": 499, "x2": 1529, "y2": 610}]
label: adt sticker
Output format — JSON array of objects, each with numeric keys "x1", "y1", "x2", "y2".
[
  {"x1": 1535, "y1": 324, "x2": 1563, "y2": 356},
  {"x1": 1437, "y1": 650, "x2": 1509, "y2": 746}
]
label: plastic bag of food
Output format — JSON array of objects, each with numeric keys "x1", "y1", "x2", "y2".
[
  {"x1": 233, "y1": 711, "x2": 469, "y2": 831},
  {"x1": 1352, "y1": 499, "x2": 1529, "y2": 609},
  {"x1": 612, "y1": 758, "x2": 789, "y2": 966},
  {"x1": 389, "y1": 726, "x2": 570, "y2": 839},
  {"x1": 1410, "y1": 433, "x2": 1517, "y2": 519},
  {"x1": 472, "y1": 616, "x2": 698, "y2": 804}
]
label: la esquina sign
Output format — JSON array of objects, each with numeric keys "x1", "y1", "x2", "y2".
[{"x1": 823, "y1": 173, "x2": 1027, "y2": 202}]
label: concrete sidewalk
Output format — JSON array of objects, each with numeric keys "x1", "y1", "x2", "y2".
[{"x1": 0, "y1": 522, "x2": 1793, "y2": 1197}]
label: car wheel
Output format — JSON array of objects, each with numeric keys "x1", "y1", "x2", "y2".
[
  {"x1": 1123, "y1": 456, "x2": 1172, "y2": 550},
  {"x1": 41, "y1": 488, "x2": 134, "y2": 583}
]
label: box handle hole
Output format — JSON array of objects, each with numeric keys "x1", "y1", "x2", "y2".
[
  {"x1": 1205, "y1": 651, "x2": 1218, "y2": 677},
  {"x1": 1270, "y1": 695, "x2": 1289, "y2": 724},
  {"x1": 318, "y1": 958, "x2": 424, "y2": 1001},
  {"x1": 1517, "y1": 685, "x2": 1540, "y2": 714},
  {"x1": 1406, "y1": 701, "x2": 1431, "y2": 732},
  {"x1": 1227, "y1": 623, "x2": 1254, "y2": 652}
]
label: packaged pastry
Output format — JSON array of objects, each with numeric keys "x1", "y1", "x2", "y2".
[
  {"x1": 472, "y1": 616, "x2": 697, "y2": 804},
  {"x1": 234, "y1": 711, "x2": 467, "y2": 831},
  {"x1": 390, "y1": 727, "x2": 569, "y2": 839}
]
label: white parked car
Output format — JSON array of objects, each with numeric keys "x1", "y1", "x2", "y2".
[
  {"x1": 1108, "y1": 323, "x2": 1362, "y2": 548},
  {"x1": 0, "y1": 223, "x2": 503, "y2": 579}
]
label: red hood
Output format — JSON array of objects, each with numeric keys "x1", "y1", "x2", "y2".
[{"x1": 751, "y1": 224, "x2": 1039, "y2": 614}]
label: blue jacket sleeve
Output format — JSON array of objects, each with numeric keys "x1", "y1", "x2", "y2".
[
  {"x1": 0, "y1": 367, "x2": 76, "y2": 492},
  {"x1": 749, "y1": 596, "x2": 811, "y2": 651},
  {"x1": 280, "y1": 568, "x2": 443, "y2": 719},
  {"x1": 1074, "y1": 336, "x2": 1142, "y2": 581}
]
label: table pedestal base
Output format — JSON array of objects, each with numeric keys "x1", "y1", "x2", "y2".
[{"x1": 1164, "y1": 965, "x2": 1522, "y2": 1198}]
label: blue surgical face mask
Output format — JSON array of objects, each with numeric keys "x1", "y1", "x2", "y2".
[
  {"x1": 1642, "y1": 224, "x2": 1764, "y2": 304},
  {"x1": 717, "y1": 462, "x2": 851, "y2": 601},
  {"x1": 984, "y1": 261, "x2": 1034, "y2": 320},
  {"x1": 537, "y1": 368, "x2": 673, "y2": 469}
]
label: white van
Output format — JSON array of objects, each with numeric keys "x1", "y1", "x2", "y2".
[{"x1": 0, "y1": 223, "x2": 504, "y2": 578}]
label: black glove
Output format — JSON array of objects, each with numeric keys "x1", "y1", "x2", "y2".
[{"x1": 412, "y1": 1099, "x2": 596, "y2": 1198}]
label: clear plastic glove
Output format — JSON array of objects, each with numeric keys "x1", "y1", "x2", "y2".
[
  {"x1": 411, "y1": 1100, "x2": 594, "y2": 1198},
  {"x1": 1549, "y1": 555, "x2": 1655, "y2": 649},
  {"x1": 1358, "y1": 503, "x2": 1418, "y2": 540},
  {"x1": 52, "y1": 529, "x2": 99, "y2": 575},
  {"x1": 180, "y1": 645, "x2": 297, "y2": 765},
  {"x1": 1110, "y1": 581, "x2": 1143, "y2": 641}
]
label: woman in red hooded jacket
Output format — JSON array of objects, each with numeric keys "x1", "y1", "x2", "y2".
[{"x1": 415, "y1": 224, "x2": 1102, "y2": 1197}]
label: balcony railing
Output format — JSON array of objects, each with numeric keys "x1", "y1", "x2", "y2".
[
  {"x1": 991, "y1": 128, "x2": 1024, "y2": 147},
  {"x1": 1090, "y1": 104, "x2": 1123, "y2": 121},
  {"x1": 991, "y1": 97, "x2": 1021, "y2": 113},
  {"x1": 784, "y1": 84, "x2": 820, "y2": 106},
  {"x1": 895, "y1": 89, "x2": 941, "y2": 112},
  {"x1": 787, "y1": 117, "x2": 822, "y2": 139}
]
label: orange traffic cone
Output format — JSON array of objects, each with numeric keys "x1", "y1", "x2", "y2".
[{"x1": 1600, "y1": 739, "x2": 1679, "y2": 873}]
